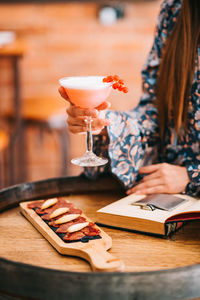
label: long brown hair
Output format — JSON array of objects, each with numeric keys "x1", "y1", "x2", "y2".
[{"x1": 156, "y1": 0, "x2": 200, "y2": 141}]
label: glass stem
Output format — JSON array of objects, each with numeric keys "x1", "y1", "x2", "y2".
[{"x1": 85, "y1": 116, "x2": 93, "y2": 153}]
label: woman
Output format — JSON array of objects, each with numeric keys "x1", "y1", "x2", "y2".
[{"x1": 59, "y1": 0, "x2": 200, "y2": 197}]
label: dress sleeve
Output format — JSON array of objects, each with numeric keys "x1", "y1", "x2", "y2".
[
  {"x1": 185, "y1": 163, "x2": 200, "y2": 197},
  {"x1": 84, "y1": 1, "x2": 175, "y2": 189}
]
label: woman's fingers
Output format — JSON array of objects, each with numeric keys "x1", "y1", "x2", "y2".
[
  {"x1": 127, "y1": 178, "x2": 163, "y2": 195},
  {"x1": 58, "y1": 86, "x2": 71, "y2": 102},
  {"x1": 67, "y1": 106, "x2": 98, "y2": 118},
  {"x1": 67, "y1": 101, "x2": 110, "y2": 118},
  {"x1": 141, "y1": 172, "x2": 160, "y2": 182},
  {"x1": 63, "y1": 99, "x2": 111, "y2": 134},
  {"x1": 67, "y1": 115, "x2": 110, "y2": 127},
  {"x1": 138, "y1": 164, "x2": 162, "y2": 174},
  {"x1": 67, "y1": 115, "x2": 110, "y2": 134},
  {"x1": 134, "y1": 185, "x2": 166, "y2": 195},
  {"x1": 68, "y1": 122, "x2": 110, "y2": 134},
  {"x1": 66, "y1": 104, "x2": 110, "y2": 133},
  {"x1": 96, "y1": 101, "x2": 111, "y2": 110},
  {"x1": 127, "y1": 185, "x2": 166, "y2": 195},
  {"x1": 68, "y1": 125, "x2": 86, "y2": 134}
]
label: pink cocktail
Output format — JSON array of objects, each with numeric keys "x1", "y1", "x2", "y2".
[
  {"x1": 59, "y1": 76, "x2": 112, "y2": 167},
  {"x1": 59, "y1": 76, "x2": 112, "y2": 108}
]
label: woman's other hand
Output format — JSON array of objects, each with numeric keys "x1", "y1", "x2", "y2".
[
  {"x1": 127, "y1": 163, "x2": 190, "y2": 195},
  {"x1": 58, "y1": 86, "x2": 111, "y2": 134}
]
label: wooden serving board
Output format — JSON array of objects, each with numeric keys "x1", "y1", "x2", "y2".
[{"x1": 20, "y1": 200, "x2": 124, "y2": 272}]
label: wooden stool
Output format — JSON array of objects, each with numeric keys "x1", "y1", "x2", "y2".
[
  {"x1": 0, "y1": 39, "x2": 25, "y2": 185},
  {"x1": 0, "y1": 130, "x2": 9, "y2": 188},
  {"x1": 4, "y1": 96, "x2": 69, "y2": 184}
]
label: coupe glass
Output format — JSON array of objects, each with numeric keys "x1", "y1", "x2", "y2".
[{"x1": 59, "y1": 76, "x2": 112, "y2": 167}]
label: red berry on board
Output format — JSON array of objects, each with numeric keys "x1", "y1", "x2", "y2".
[{"x1": 103, "y1": 77, "x2": 108, "y2": 82}]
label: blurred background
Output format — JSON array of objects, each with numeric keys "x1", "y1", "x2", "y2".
[{"x1": 0, "y1": 0, "x2": 161, "y2": 188}]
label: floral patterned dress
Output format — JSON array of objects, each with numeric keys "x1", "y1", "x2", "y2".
[{"x1": 85, "y1": 0, "x2": 200, "y2": 197}]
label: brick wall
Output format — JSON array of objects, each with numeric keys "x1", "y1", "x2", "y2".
[{"x1": 0, "y1": 0, "x2": 161, "y2": 181}]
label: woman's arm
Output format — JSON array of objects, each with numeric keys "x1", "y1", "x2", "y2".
[{"x1": 86, "y1": 1, "x2": 180, "y2": 187}]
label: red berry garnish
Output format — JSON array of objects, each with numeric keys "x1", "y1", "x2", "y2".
[
  {"x1": 118, "y1": 85, "x2": 123, "y2": 91},
  {"x1": 107, "y1": 76, "x2": 114, "y2": 82},
  {"x1": 112, "y1": 82, "x2": 119, "y2": 89},
  {"x1": 122, "y1": 87, "x2": 129, "y2": 93},
  {"x1": 113, "y1": 75, "x2": 119, "y2": 81},
  {"x1": 103, "y1": 75, "x2": 129, "y2": 93},
  {"x1": 119, "y1": 79, "x2": 124, "y2": 85}
]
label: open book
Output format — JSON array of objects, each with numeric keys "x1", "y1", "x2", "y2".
[{"x1": 96, "y1": 193, "x2": 200, "y2": 236}]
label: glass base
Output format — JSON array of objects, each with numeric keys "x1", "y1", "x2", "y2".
[{"x1": 71, "y1": 151, "x2": 108, "y2": 167}]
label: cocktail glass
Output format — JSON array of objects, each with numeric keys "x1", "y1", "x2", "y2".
[{"x1": 59, "y1": 76, "x2": 112, "y2": 167}]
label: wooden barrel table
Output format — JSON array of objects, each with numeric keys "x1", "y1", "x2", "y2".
[{"x1": 0, "y1": 175, "x2": 200, "y2": 300}]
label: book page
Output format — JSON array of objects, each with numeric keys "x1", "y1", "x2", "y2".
[
  {"x1": 175, "y1": 199, "x2": 200, "y2": 213},
  {"x1": 97, "y1": 193, "x2": 200, "y2": 224}
]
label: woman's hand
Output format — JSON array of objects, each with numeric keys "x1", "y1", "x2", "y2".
[
  {"x1": 127, "y1": 163, "x2": 190, "y2": 195},
  {"x1": 58, "y1": 86, "x2": 111, "y2": 134}
]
